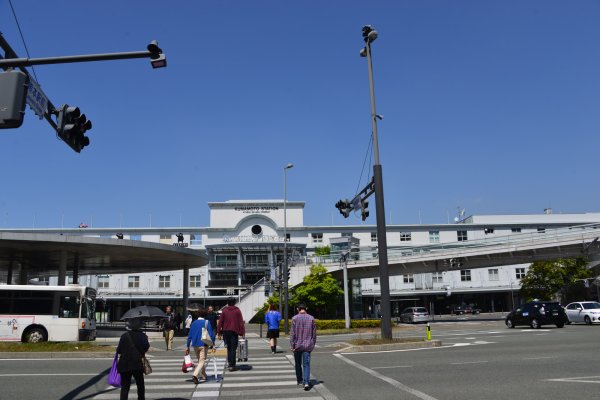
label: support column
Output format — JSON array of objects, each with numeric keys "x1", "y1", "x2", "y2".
[
  {"x1": 183, "y1": 266, "x2": 189, "y2": 314},
  {"x1": 7, "y1": 259, "x2": 14, "y2": 285},
  {"x1": 237, "y1": 247, "x2": 243, "y2": 287},
  {"x1": 18, "y1": 263, "x2": 28, "y2": 284},
  {"x1": 72, "y1": 253, "x2": 79, "y2": 284},
  {"x1": 58, "y1": 250, "x2": 67, "y2": 286}
]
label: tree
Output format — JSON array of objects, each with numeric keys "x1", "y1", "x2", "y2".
[
  {"x1": 289, "y1": 264, "x2": 343, "y2": 318},
  {"x1": 520, "y1": 258, "x2": 592, "y2": 302},
  {"x1": 314, "y1": 246, "x2": 330, "y2": 256}
]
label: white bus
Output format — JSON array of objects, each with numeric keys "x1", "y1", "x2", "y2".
[{"x1": 0, "y1": 284, "x2": 97, "y2": 343}]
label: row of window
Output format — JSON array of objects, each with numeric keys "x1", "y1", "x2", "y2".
[
  {"x1": 97, "y1": 275, "x2": 203, "y2": 289},
  {"x1": 372, "y1": 268, "x2": 527, "y2": 285},
  {"x1": 311, "y1": 228, "x2": 546, "y2": 244}
]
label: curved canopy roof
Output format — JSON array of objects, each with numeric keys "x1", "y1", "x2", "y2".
[{"x1": 0, "y1": 232, "x2": 207, "y2": 276}]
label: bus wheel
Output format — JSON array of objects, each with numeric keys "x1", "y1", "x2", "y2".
[{"x1": 23, "y1": 328, "x2": 47, "y2": 343}]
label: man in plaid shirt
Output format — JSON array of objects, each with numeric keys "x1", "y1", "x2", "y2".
[{"x1": 290, "y1": 303, "x2": 316, "y2": 391}]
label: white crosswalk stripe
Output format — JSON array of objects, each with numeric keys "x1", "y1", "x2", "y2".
[{"x1": 92, "y1": 356, "x2": 226, "y2": 400}]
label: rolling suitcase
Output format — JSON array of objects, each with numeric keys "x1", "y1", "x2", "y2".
[{"x1": 237, "y1": 338, "x2": 248, "y2": 362}]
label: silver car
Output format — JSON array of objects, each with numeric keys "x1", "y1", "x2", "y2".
[
  {"x1": 399, "y1": 307, "x2": 429, "y2": 324},
  {"x1": 565, "y1": 301, "x2": 600, "y2": 325}
]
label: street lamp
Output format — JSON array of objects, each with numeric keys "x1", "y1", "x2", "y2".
[
  {"x1": 360, "y1": 25, "x2": 392, "y2": 339},
  {"x1": 341, "y1": 251, "x2": 351, "y2": 329},
  {"x1": 283, "y1": 163, "x2": 294, "y2": 334}
]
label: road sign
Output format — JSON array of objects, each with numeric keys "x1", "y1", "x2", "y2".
[{"x1": 26, "y1": 79, "x2": 48, "y2": 119}]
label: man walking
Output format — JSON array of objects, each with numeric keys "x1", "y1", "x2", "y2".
[
  {"x1": 217, "y1": 298, "x2": 245, "y2": 371},
  {"x1": 290, "y1": 303, "x2": 316, "y2": 391},
  {"x1": 206, "y1": 305, "x2": 219, "y2": 334},
  {"x1": 162, "y1": 306, "x2": 176, "y2": 351}
]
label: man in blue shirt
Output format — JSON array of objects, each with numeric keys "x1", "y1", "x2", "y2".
[{"x1": 264, "y1": 303, "x2": 282, "y2": 354}]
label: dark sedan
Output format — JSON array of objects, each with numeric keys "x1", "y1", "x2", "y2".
[{"x1": 505, "y1": 301, "x2": 567, "y2": 329}]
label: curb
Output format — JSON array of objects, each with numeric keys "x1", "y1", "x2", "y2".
[
  {"x1": 0, "y1": 351, "x2": 115, "y2": 359},
  {"x1": 336, "y1": 340, "x2": 442, "y2": 353}
]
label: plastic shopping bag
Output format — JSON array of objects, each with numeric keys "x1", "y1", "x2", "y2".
[
  {"x1": 107, "y1": 352, "x2": 121, "y2": 387},
  {"x1": 182, "y1": 352, "x2": 194, "y2": 373}
]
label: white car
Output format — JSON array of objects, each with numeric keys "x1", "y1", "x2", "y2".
[
  {"x1": 399, "y1": 307, "x2": 429, "y2": 324},
  {"x1": 565, "y1": 301, "x2": 600, "y2": 325}
]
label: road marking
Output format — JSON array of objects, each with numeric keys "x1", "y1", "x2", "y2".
[
  {"x1": 450, "y1": 361, "x2": 488, "y2": 365},
  {"x1": 334, "y1": 354, "x2": 439, "y2": 400},
  {"x1": 0, "y1": 373, "x2": 97, "y2": 376},
  {"x1": 547, "y1": 375, "x2": 600, "y2": 384},
  {"x1": 522, "y1": 356, "x2": 556, "y2": 360},
  {"x1": 0, "y1": 358, "x2": 113, "y2": 361},
  {"x1": 372, "y1": 365, "x2": 413, "y2": 369}
]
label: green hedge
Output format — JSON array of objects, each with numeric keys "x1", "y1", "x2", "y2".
[{"x1": 278, "y1": 319, "x2": 381, "y2": 330}]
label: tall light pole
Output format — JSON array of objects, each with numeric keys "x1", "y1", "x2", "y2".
[
  {"x1": 283, "y1": 163, "x2": 294, "y2": 334},
  {"x1": 360, "y1": 25, "x2": 392, "y2": 339}
]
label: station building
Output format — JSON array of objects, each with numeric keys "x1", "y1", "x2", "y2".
[{"x1": 6, "y1": 200, "x2": 600, "y2": 321}]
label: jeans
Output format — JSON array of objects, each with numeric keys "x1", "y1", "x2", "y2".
[
  {"x1": 293, "y1": 350, "x2": 311, "y2": 385},
  {"x1": 120, "y1": 369, "x2": 145, "y2": 400},
  {"x1": 222, "y1": 331, "x2": 239, "y2": 368}
]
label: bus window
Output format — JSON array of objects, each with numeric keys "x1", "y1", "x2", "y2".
[{"x1": 59, "y1": 295, "x2": 80, "y2": 318}]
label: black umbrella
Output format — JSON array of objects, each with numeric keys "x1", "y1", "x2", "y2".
[{"x1": 120, "y1": 305, "x2": 166, "y2": 321}]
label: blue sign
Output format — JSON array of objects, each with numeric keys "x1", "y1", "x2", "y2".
[{"x1": 26, "y1": 79, "x2": 48, "y2": 119}]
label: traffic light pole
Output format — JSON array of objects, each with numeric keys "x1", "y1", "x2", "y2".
[{"x1": 363, "y1": 27, "x2": 392, "y2": 340}]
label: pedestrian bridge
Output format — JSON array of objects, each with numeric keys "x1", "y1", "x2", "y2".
[
  {"x1": 317, "y1": 223, "x2": 600, "y2": 279},
  {"x1": 237, "y1": 223, "x2": 600, "y2": 320}
]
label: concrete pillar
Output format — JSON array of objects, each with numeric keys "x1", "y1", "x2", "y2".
[
  {"x1": 237, "y1": 247, "x2": 243, "y2": 286},
  {"x1": 58, "y1": 250, "x2": 67, "y2": 286},
  {"x1": 18, "y1": 263, "x2": 28, "y2": 284},
  {"x1": 72, "y1": 253, "x2": 79, "y2": 284},
  {"x1": 7, "y1": 259, "x2": 14, "y2": 285},
  {"x1": 183, "y1": 266, "x2": 189, "y2": 313}
]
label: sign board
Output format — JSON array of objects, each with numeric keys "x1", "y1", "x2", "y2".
[{"x1": 26, "y1": 78, "x2": 48, "y2": 120}]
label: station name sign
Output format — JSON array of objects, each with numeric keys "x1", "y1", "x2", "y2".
[
  {"x1": 223, "y1": 235, "x2": 284, "y2": 243},
  {"x1": 234, "y1": 206, "x2": 279, "y2": 214}
]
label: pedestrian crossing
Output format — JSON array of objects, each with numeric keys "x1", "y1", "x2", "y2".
[
  {"x1": 197, "y1": 338, "x2": 325, "y2": 400},
  {"x1": 92, "y1": 354, "x2": 226, "y2": 400}
]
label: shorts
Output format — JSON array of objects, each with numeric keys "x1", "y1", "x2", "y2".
[{"x1": 266, "y1": 329, "x2": 280, "y2": 339}]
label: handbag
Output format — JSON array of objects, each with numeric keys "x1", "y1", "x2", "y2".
[
  {"x1": 182, "y1": 349, "x2": 194, "y2": 373},
  {"x1": 107, "y1": 352, "x2": 121, "y2": 388},
  {"x1": 201, "y1": 320, "x2": 214, "y2": 347}
]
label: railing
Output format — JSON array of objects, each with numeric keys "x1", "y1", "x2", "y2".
[{"x1": 315, "y1": 223, "x2": 600, "y2": 266}]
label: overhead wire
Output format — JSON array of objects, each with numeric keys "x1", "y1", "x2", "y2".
[{"x1": 8, "y1": 0, "x2": 38, "y2": 83}]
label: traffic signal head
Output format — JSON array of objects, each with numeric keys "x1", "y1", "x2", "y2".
[
  {"x1": 360, "y1": 199, "x2": 370, "y2": 221},
  {"x1": 56, "y1": 104, "x2": 92, "y2": 153},
  {"x1": 335, "y1": 199, "x2": 352, "y2": 218}
]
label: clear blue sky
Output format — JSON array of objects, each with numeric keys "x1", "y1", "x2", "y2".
[{"x1": 1, "y1": 0, "x2": 599, "y2": 229}]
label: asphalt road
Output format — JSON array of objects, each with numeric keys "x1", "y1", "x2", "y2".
[{"x1": 0, "y1": 320, "x2": 598, "y2": 400}]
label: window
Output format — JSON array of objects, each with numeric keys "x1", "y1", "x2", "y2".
[
  {"x1": 488, "y1": 269, "x2": 499, "y2": 281},
  {"x1": 400, "y1": 232, "x2": 412, "y2": 242},
  {"x1": 159, "y1": 276, "x2": 170, "y2": 288},
  {"x1": 341, "y1": 232, "x2": 353, "y2": 238},
  {"x1": 215, "y1": 255, "x2": 238, "y2": 267},
  {"x1": 129, "y1": 234, "x2": 141, "y2": 241},
  {"x1": 511, "y1": 228, "x2": 521, "y2": 233},
  {"x1": 457, "y1": 230, "x2": 468, "y2": 242},
  {"x1": 285, "y1": 233, "x2": 290, "y2": 242},
  {"x1": 461, "y1": 270, "x2": 472, "y2": 281},
  {"x1": 190, "y1": 275, "x2": 202, "y2": 288},
  {"x1": 245, "y1": 254, "x2": 268, "y2": 267},
  {"x1": 59, "y1": 295, "x2": 80, "y2": 318},
  {"x1": 403, "y1": 274, "x2": 414, "y2": 283},
  {"x1": 97, "y1": 275, "x2": 110, "y2": 288},
  {"x1": 429, "y1": 231, "x2": 440, "y2": 243},
  {"x1": 515, "y1": 268, "x2": 526, "y2": 279},
  {"x1": 484, "y1": 228, "x2": 494, "y2": 235},
  {"x1": 373, "y1": 278, "x2": 379, "y2": 284},
  {"x1": 311, "y1": 233, "x2": 323, "y2": 243},
  {"x1": 537, "y1": 227, "x2": 546, "y2": 233},
  {"x1": 371, "y1": 232, "x2": 378, "y2": 242},
  {"x1": 432, "y1": 272, "x2": 443, "y2": 284},
  {"x1": 38, "y1": 276, "x2": 49, "y2": 285},
  {"x1": 128, "y1": 276, "x2": 140, "y2": 288}
]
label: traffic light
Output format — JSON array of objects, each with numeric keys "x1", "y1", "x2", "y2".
[
  {"x1": 360, "y1": 199, "x2": 370, "y2": 221},
  {"x1": 335, "y1": 199, "x2": 352, "y2": 218},
  {"x1": 56, "y1": 104, "x2": 92, "y2": 153}
]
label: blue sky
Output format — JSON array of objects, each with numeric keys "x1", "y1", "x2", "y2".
[{"x1": 1, "y1": 0, "x2": 599, "y2": 229}]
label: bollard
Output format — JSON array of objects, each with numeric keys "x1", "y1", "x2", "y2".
[
  {"x1": 260, "y1": 323, "x2": 263, "y2": 338},
  {"x1": 426, "y1": 322, "x2": 431, "y2": 341}
]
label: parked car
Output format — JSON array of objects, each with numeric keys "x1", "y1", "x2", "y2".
[
  {"x1": 399, "y1": 307, "x2": 429, "y2": 324},
  {"x1": 565, "y1": 301, "x2": 600, "y2": 325},
  {"x1": 505, "y1": 301, "x2": 567, "y2": 329},
  {"x1": 453, "y1": 305, "x2": 481, "y2": 315}
]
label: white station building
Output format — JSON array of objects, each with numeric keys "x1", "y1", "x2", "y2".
[{"x1": 8, "y1": 200, "x2": 600, "y2": 321}]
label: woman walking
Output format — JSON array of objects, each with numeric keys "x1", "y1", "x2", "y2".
[
  {"x1": 264, "y1": 303, "x2": 282, "y2": 354},
  {"x1": 117, "y1": 318, "x2": 150, "y2": 400},
  {"x1": 186, "y1": 307, "x2": 216, "y2": 384}
]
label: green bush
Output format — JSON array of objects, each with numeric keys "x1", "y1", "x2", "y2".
[{"x1": 279, "y1": 319, "x2": 381, "y2": 330}]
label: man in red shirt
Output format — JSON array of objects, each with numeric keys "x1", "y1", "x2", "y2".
[{"x1": 217, "y1": 297, "x2": 245, "y2": 371}]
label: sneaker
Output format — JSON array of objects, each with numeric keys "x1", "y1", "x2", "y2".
[
  {"x1": 271, "y1": 351, "x2": 276, "y2": 355},
  {"x1": 297, "y1": 382, "x2": 303, "y2": 387},
  {"x1": 192, "y1": 376, "x2": 199, "y2": 385},
  {"x1": 304, "y1": 384, "x2": 310, "y2": 391}
]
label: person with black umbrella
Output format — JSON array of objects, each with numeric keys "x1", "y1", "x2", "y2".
[{"x1": 117, "y1": 318, "x2": 149, "y2": 400}]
